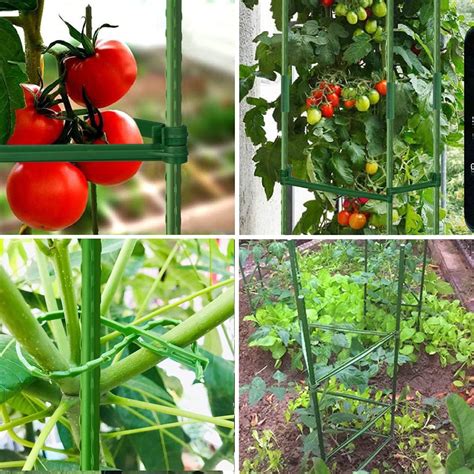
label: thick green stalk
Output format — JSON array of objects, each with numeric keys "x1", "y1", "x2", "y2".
[
  {"x1": 51, "y1": 240, "x2": 81, "y2": 366},
  {"x1": 100, "y1": 288, "x2": 234, "y2": 392},
  {"x1": 35, "y1": 244, "x2": 69, "y2": 355},
  {"x1": 101, "y1": 240, "x2": 137, "y2": 315},
  {"x1": 0, "y1": 267, "x2": 70, "y2": 374}
]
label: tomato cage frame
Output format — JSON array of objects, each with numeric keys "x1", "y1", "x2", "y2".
[
  {"x1": 17, "y1": 240, "x2": 208, "y2": 470},
  {"x1": 239, "y1": 240, "x2": 428, "y2": 470},
  {"x1": 279, "y1": 0, "x2": 442, "y2": 235},
  {"x1": 0, "y1": 0, "x2": 186, "y2": 235}
]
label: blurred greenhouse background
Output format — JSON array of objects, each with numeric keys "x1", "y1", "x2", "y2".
[{"x1": 0, "y1": 0, "x2": 236, "y2": 235}]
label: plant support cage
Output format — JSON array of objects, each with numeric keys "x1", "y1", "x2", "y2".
[
  {"x1": 0, "y1": 0, "x2": 186, "y2": 235},
  {"x1": 279, "y1": 0, "x2": 442, "y2": 234},
  {"x1": 240, "y1": 240, "x2": 428, "y2": 470}
]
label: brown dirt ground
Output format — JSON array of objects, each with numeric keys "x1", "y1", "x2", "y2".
[{"x1": 238, "y1": 244, "x2": 472, "y2": 474}]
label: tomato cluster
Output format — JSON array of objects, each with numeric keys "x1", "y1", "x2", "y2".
[
  {"x1": 6, "y1": 20, "x2": 141, "y2": 231},
  {"x1": 337, "y1": 197, "x2": 370, "y2": 230}
]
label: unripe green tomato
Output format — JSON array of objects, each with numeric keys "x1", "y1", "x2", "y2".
[
  {"x1": 373, "y1": 1, "x2": 387, "y2": 17},
  {"x1": 307, "y1": 108, "x2": 322, "y2": 125},
  {"x1": 353, "y1": 28, "x2": 365, "y2": 38},
  {"x1": 365, "y1": 19, "x2": 378, "y2": 34},
  {"x1": 335, "y1": 3, "x2": 348, "y2": 16},
  {"x1": 373, "y1": 26, "x2": 384, "y2": 43},
  {"x1": 357, "y1": 7, "x2": 368, "y2": 21},
  {"x1": 342, "y1": 86, "x2": 357, "y2": 99},
  {"x1": 346, "y1": 11, "x2": 359, "y2": 25},
  {"x1": 360, "y1": 0, "x2": 370, "y2": 7},
  {"x1": 368, "y1": 89, "x2": 380, "y2": 105},
  {"x1": 356, "y1": 95, "x2": 371, "y2": 112}
]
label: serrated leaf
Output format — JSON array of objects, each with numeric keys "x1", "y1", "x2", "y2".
[
  {"x1": 248, "y1": 376, "x2": 266, "y2": 406},
  {"x1": 0, "y1": 18, "x2": 25, "y2": 62},
  {"x1": 343, "y1": 35, "x2": 373, "y2": 64}
]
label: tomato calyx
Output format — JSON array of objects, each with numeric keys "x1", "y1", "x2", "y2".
[{"x1": 45, "y1": 17, "x2": 118, "y2": 59}]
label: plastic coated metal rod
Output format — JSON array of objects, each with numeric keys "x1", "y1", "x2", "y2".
[
  {"x1": 308, "y1": 323, "x2": 390, "y2": 337},
  {"x1": 357, "y1": 436, "x2": 393, "y2": 470},
  {"x1": 433, "y1": 0, "x2": 441, "y2": 234},
  {"x1": 288, "y1": 241, "x2": 326, "y2": 460},
  {"x1": 165, "y1": 0, "x2": 182, "y2": 234},
  {"x1": 80, "y1": 239, "x2": 102, "y2": 470},
  {"x1": 416, "y1": 241, "x2": 428, "y2": 331},
  {"x1": 314, "y1": 389, "x2": 391, "y2": 408}
]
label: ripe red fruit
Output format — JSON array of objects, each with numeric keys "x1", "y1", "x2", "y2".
[
  {"x1": 327, "y1": 93, "x2": 340, "y2": 107},
  {"x1": 338, "y1": 210, "x2": 351, "y2": 226},
  {"x1": 312, "y1": 90, "x2": 324, "y2": 104},
  {"x1": 343, "y1": 199, "x2": 352, "y2": 209},
  {"x1": 321, "y1": 0, "x2": 334, "y2": 6},
  {"x1": 349, "y1": 212, "x2": 367, "y2": 230},
  {"x1": 358, "y1": 197, "x2": 369, "y2": 205},
  {"x1": 306, "y1": 96, "x2": 318, "y2": 108},
  {"x1": 375, "y1": 80, "x2": 387, "y2": 96},
  {"x1": 411, "y1": 44, "x2": 422, "y2": 56},
  {"x1": 7, "y1": 163, "x2": 88, "y2": 230},
  {"x1": 329, "y1": 84, "x2": 342, "y2": 96},
  {"x1": 8, "y1": 84, "x2": 64, "y2": 145},
  {"x1": 321, "y1": 103, "x2": 335, "y2": 118},
  {"x1": 77, "y1": 111, "x2": 143, "y2": 186},
  {"x1": 344, "y1": 99, "x2": 356, "y2": 109},
  {"x1": 64, "y1": 39, "x2": 137, "y2": 108},
  {"x1": 366, "y1": 7, "x2": 372, "y2": 17}
]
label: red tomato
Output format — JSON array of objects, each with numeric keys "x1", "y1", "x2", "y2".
[
  {"x1": 349, "y1": 212, "x2": 367, "y2": 230},
  {"x1": 306, "y1": 96, "x2": 318, "y2": 108},
  {"x1": 76, "y1": 110, "x2": 143, "y2": 186},
  {"x1": 358, "y1": 197, "x2": 369, "y2": 205},
  {"x1": 312, "y1": 90, "x2": 324, "y2": 104},
  {"x1": 343, "y1": 198, "x2": 352, "y2": 210},
  {"x1": 329, "y1": 84, "x2": 342, "y2": 96},
  {"x1": 366, "y1": 7, "x2": 372, "y2": 17},
  {"x1": 321, "y1": 103, "x2": 334, "y2": 118},
  {"x1": 318, "y1": 81, "x2": 328, "y2": 91},
  {"x1": 344, "y1": 99, "x2": 356, "y2": 109},
  {"x1": 338, "y1": 210, "x2": 351, "y2": 226},
  {"x1": 6, "y1": 163, "x2": 88, "y2": 230},
  {"x1": 64, "y1": 40, "x2": 137, "y2": 108},
  {"x1": 411, "y1": 44, "x2": 422, "y2": 56},
  {"x1": 8, "y1": 84, "x2": 64, "y2": 145},
  {"x1": 321, "y1": 0, "x2": 334, "y2": 7},
  {"x1": 327, "y1": 93, "x2": 340, "y2": 107},
  {"x1": 375, "y1": 80, "x2": 387, "y2": 96}
]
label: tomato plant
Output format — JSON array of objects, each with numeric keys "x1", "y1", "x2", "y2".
[
  {"x1": 241, "y1": 1, "x2": 464, "y2": 234},
  {"x1": 0, "y1": 239, "x2": 235, "y2": 471}
]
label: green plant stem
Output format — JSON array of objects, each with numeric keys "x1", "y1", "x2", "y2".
[
  {"x1": 136, "y1": 242, "x2": 179, "y2": 317},
  {"x1": 101, "y1": 278, "x2": 235, "y2": 344},
  {"x1": 101, "y1": 420, "x2": 196, "y2": 438},
  {"x1": 0, "y1": 408, "x2": 53, "y2": 432},
  {"x1": 101, "y1": 240, "x2": 137, "y2": 316},
  {"x1": 22, "y1": 399, "x2": 72, "y2": 471},
  {"x1": 0, "y1": 266, "x2": 71, "y2": 375},
  {"x1": 35, "y1": 243, "x2": 69, "y2": 355},
  {"x1": 108, "y1": 394, "x2": 234, "y2": 429},
  {"x1": 50, "y1": 240, "x2": 81, "y2": 366},
  {"x1": 20, "y1": 0, "x2": 45, "y2": 84},
  {"x1": 0, "y1": 461, "x2": 25, "y2": 469},
  {"x1": 90, "y1": 183, "x2": 99, "y2": 235},
  {"x1": 100, "y1": 288, "x2": 234, "y2": 392}
]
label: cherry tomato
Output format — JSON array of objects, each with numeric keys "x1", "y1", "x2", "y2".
[
  {"x1": 335, "y1": 3, "x2": 348, "y2": 16},
  {"x1": 321, "y1": 0, "x2": 334, "y2": 6},
  {"x1": 329, "y1": 84, "x2": 342, "y2": 96},
  {"x1": 8, "y1": 84, "x2": 64, "y2": 145},
  {"x1": 344, "y1": 99, "x2": 356, "y2": 109},
  {"x1": 366, "y1": 7, "x2": 373, "y2": 17},
  {"x1": 321, "y1": 103, "x2": 335, "y2": 118},
  {"x1": 343, "y1": 198, "x2": 352, "y2": 210},
  {"x1": 76, "y1": 111, "x2": 143, "y2": 186},
  {"x1": 306, "y1": 96, "x2": 318, "y2": 108},
  {"x1": 365, "y1": 162, "x2": 379, "y2": 175},
  {"x1": 356, "y1": 96, "x2": 371, "y2": 112},
  {"x1": 64, "y1": 40, "x2": 137, "y2": 108},
  {"x1": 346, "y1": 11, "x2": 359, "y2": 25},
  {"x1": 318, "y1": 81, "x2": 328, "y2": 91},
  {"x1": 307, "y1": 108, "x2": 322, "y2": 125},
  {"x1": 411, "y1": 44, "x2": 422, "y2": 56},
  {"x1": 338, "y1": 210, "x2": 351, "y2": 227},
  {"x1": 327, "y1": 93, "x2": 340, "y2": 107},
  {"x1": 368, "y1": 89, "x2": 380, "y2": 105},
  {"x1": 312, "y1": 90, "x2": 324, "y2": 104},
  {"x1": 349, "y1": 212, "x2": 367, "y2": 230},
  {"x1": 372, "y1": 1, "x2": 387, "y2": 17},
  {"x1": 7, "y1": 163, "x2": 88, "y2": 230},
  {"x1": 358, "y1": 197, "x2": 369, "y2": 205},
  {"x1": 375, "y1": 80, "x2": 387, "y2": 96},
  {"x1": 365, "y1": 19, "x2": 378, "y2": 34},
  {"x1": 357, "y1": 7, "x2": 368, "y2": 21}
]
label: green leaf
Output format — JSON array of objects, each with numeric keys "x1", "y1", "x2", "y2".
[
  {"x1": 253, "y1": 139, "x2": 281, "y2": 199},
  {"x1": 0, "y1": 18, "x2": 25, "y2": 62},
  {"x1": 0, "y1": 334, "x2": 36, "y2": 403},
  {"x1": 329, "y1": 155, "x2": 354, "y2": 185},
  {"x1": 248, "y1": 376, "x2": 266, "y2": 406},
  {"x1": 447, "y1": 394, "x2": 474, "y2": 460},
  {"x1": 0, "y1": 58, "x2": 26, "y2": 144},
  {"x1": 115, "y1": 375, "x2": 184, "y2": 471},
  {"x1": 245, "y1": 97, "x2": 270, "y2": 146},
  {"x1": 0, "y1": 0, "x2": 37, "y2": 11},
  {"x1": 343, "y1": 34, "x2": 373, "y2": 64},
  {"x1": 240, "y1": 64, "x2": 257, "y2": 101}
]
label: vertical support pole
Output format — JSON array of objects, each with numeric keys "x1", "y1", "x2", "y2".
[
  {"x1": 239, "y1": 250, "x2": 256, "y2": 314},
  {"x1": 287, "y1": 241, "x2": 326, "y2": 460},
  {"x1": 363, "y1": 240, "x2": 368, "y2": 320},
  {"x1": 80, "y1": 239, "x2": 102, "y2": 470},
  {"x1": 386, "y1": 0, "x2": 395, "y2": 234},
  {"x1": 166, "y1": 0, "x2": 182, "y2": 234},
  {"x1": 416, "y1": 241, "x2": 428, "y2": 332},
  {"x1": 390, "y1": 243, "x2": 406, "y2": 437},
  {"x1": 281, "y1": 0, "x2": 292, "y2": 234},
  {"x1": 433, "y1": 0, "x2": 441, "y2": 234}
]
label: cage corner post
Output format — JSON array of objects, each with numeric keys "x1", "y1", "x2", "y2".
[
  {"x1": 165, "y1": 0, "x2": 183, "y2": 235},
  {"x1": 80, "y1": 239, "x2": 102, "y2": 470}
]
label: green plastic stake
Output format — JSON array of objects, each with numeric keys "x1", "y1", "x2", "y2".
[
  {"x1": 433, "y1": 0, "x2": 441, "y2": 234},
  {"x1": 166, "y1": 0, "x2": 183, "y2": 234},
  {"x1": 80, "y1": 238, "x2": 102, "y2": 471}
]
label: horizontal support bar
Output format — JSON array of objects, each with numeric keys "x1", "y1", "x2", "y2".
[
  {"x1": 0, "y1": 144, "x2": 186, "y2": 164},
  {"x1": 325, "y1": 427, "x2": 390, "y2": 440},
  {"x1": 357, "y1": 435, "x2": 393, "y2": 471},
  {"x1": 312, "y1": 333, "x2": 396, "y2": 386},
  {"x1": 309, "y1": 323, "x2": 390, "y2": 337},
  {"x1": 314, "y1": 389, "x2": 391, "y2": 408},
  {"x1": 401, "y1": 303, "x2": 419, "y2": 308},
  {"x1": 327, "y1": 406, "x2": 391, "y2": 460},
  {"x1": 387, "y1": 175, "x2": 441, "y2": 195}
]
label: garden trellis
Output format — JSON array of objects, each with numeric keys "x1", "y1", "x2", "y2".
[
  {"x1": 239, "y1": 240, "x2": 429, "y2": 470},
  {"x1": 279, "y1": 0, "x2": 442, "y2": 234},
  {"x1": 0, "y1": 0, "x2": 186, "y2": 235}
]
